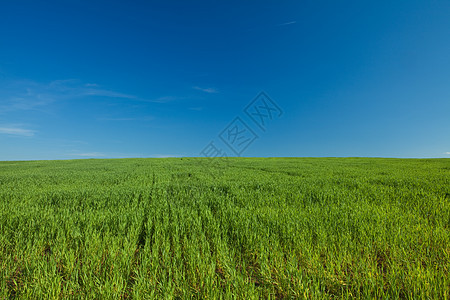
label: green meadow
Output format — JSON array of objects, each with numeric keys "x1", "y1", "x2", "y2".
[{"x1": 0, "y1": 158, "x2": 449, "y2": 299}]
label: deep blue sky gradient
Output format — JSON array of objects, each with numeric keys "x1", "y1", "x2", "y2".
[{"x1": 1, "y1": 1, "x2": 449, "y2": 159}]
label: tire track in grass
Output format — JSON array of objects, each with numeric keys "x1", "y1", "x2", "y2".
[{"x1": 123, "y1": 174, "x2": 155, "y2": 298}]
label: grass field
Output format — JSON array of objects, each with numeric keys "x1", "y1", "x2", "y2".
[{"x1": 0, "y1": 158, "x2": 449, "y2": 299}]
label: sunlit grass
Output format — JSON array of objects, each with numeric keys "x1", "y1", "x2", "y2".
[{"x1": 0, "y1": 158, "x2": 449, "y2": 298}]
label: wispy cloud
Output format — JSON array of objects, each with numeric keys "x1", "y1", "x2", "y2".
[
  {"x1": 152, "y1": 154, "x2": 182, "y2": 158},
  {"x1": 99, "y1": 117, "x2": 137, "y2": 121},
  {"x1": 275, "y1": 21, "x2": 297, "y2": 27},
  {"x1": 0, "y1": 79, "x2": 138, "y2": 113},
  {"x1": 67, "y1": 151, "x2": 150, "y2": 159},
  {"x1": 147, "y1": 96, "x2": 182, "y2": 103},
  {"x1": 193, "y1": 86, "x2": 219, "y2": 94},
  {"x1": 47, "y1": 79, "x2": 136, "y2": 99},
  {"x1": 0, "y1": 126, "x2": 35, "y2": 137},
  {"x1": 0, "y1": 79, "x2": 185, "y2": 117},
  {"x1": 246, "y1": 20, "x2": 297, "y2": 32},
  {"x1": 123, "y1": 96, "x2": 185, "y2": 104},
  {"x1": 1, "y1": 96, "x2": 55, "y2": 112},
  {"x1": 69, "y1": 152, "x2": 105, "y2": 157},
  {"x1": 98, "y1": 116, "x2": 154, "y2": 121},
  {"x1": 189, "y1": 107, "x2": 203, "y2": 111},
  {"x1": 82, "y1": 89, "x2": 136, "y2": 99},
  {"x1": 85, "y1": 83, "x2": 99, "y2": 87},
  {"x1": 445, "y1": 152, "x2": 450, "y2": 155}
]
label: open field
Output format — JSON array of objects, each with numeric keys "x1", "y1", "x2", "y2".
[{"x1": 0, "y1": 158, "x2": 449, "y2": 298}]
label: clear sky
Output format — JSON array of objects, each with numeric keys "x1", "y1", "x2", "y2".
[{"x1": 1, "y1": 1, "x2": 449, "y2": 160}]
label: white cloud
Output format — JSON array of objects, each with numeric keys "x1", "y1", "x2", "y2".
[
  {"x1": 193, "y1": 86, "x2": 218, "y2": 94},
  {"x1": 276, "y1": 21, "x2": 297, "y2": 26},
  {"x1": 0, "y1": 79, "x2": 185, "y2": 118},
  {"x1": 69, "y1": 152, "x2": 105, "y2": 157},
  {"x1": 246, "y1": 20, "x2": 297, "y2": 32},
  {"x1": 99, "y1": 117, "x2": 137, "y2": 121},
  {"x1": 189, "y1": 107, "x2": 203, "y2": 111},
  {"x1": 0, "y1": 126, "x2": 35, "y2": 136},
  {"x1": 83, "y1": 88, "x2": 136, "y2": 99},
  {"x1": 0, "y1": 79, "x2": 139, "y2": 113},
  {"x1": 98, "y1": 116, "x2": 153, "y2": 121},
  {"x1": 445, "y1": 152, "x2": 450, "y2": 155},
  {"x1": 152, "y1": 154, "x2": 182, "y2": 158},
  {"x1": 149, "y1": 96, "x2": 181, "y2": 103}
]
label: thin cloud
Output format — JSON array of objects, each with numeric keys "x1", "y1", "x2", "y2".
[
  {"x1": 1, "y1": 96, "x2": 55, "y2": 112},
  {"x1": 247, "y1": 20, "x2": 297, "y2": 32},
  {"x1": 0, "y1": 79, "x2": 138, "y2": 113},
  {"x1": 99, "y1": 117, "x2": 137, "y2": 121},
  {"x1": 152, "y1": 154, "x2": 182, "y2": 158},
  {"x1": 98, "y1": 116, "x2": 154, "y2": 121},
  {"x1": 46, "y1": 79, "x2": 136, "y2": 98},
  {"x1": 0, "y1": 79, "x2": 184, "y2": 118},
  {"x1": 83, "y1": 88, "x2": 136, "y2": 99},
  {"x1": 0, "y1": 126, "x2": 35, "y2": 137},
  {"x1": 67, "y1": 151, "x2": 152, "y2": 158},
  {"x1": 275, "y1": 21, "x2": 297, "y2": 27},
  {"x1": 445, "y1": 152, "x2": 450, "y2": 155},
  {"x1": 69, "y1": 152, "x2": 105, "y2": 157},
  {"x1": 189, "y1": 107, "x2": 203, "y2": 111},
  {"x1": 148, "y1": 96, "x2": 181, "y2": 103},
  {"x1": 193, "y1": 86, "x2": 219, "y2": 94},
  {"x1": 131, "y1": 96, "x2": 185, "y2": 104}
]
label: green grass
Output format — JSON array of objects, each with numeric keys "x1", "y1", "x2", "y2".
[{"x1": 0, "y1": 157, "x2": 449, "y2": 299}]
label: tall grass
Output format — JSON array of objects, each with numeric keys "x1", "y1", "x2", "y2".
[{"x1": 0, "y1": 158, "x2": 449, "y2": 298}]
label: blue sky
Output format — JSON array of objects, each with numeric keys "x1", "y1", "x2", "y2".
[{"x1": 0, "y1": 0, "x2": 449, "y2": 160}]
